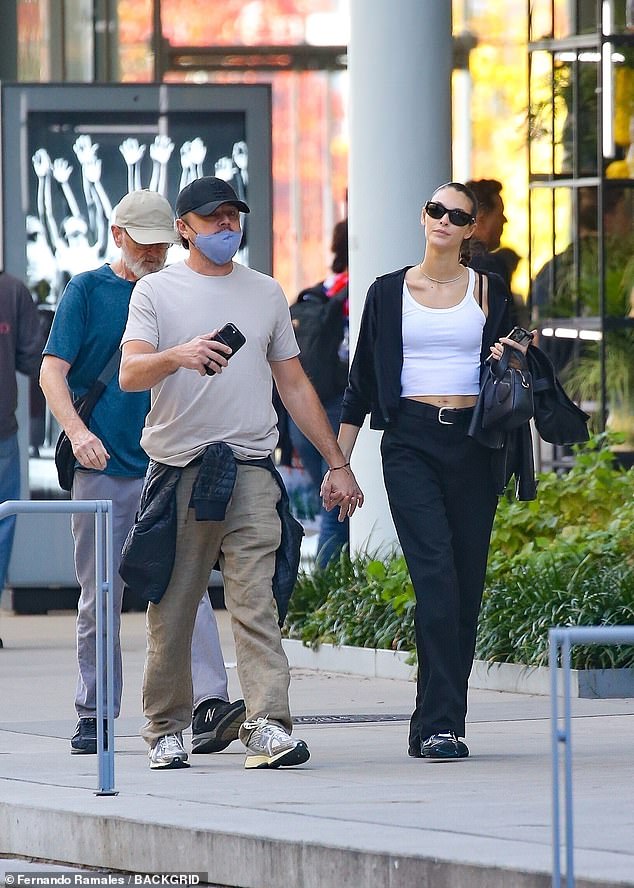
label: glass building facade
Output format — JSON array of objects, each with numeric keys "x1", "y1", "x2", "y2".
[{"x1": 15, "y1": 0, "x2": 632, "y2": 455}]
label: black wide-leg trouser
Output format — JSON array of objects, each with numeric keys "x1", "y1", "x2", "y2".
[{"x1": 380, "y1": 399, "x2": 499, "y2": 747}]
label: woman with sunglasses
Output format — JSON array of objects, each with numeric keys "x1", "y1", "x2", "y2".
[{"x1": 330, "y1": 181, "x2": 530, "y2": 760}]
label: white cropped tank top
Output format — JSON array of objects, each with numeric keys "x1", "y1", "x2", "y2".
[{"x1": 401, "y1": 267, "x2": 486, "y2": 397}]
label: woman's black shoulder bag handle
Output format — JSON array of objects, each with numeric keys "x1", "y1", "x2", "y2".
[
  {"x1": 54, "y1": 349, "x2": 121, "y2": 491},
  {"x1": 480, "y1": 345, "x2": 534, "y2": 432}
]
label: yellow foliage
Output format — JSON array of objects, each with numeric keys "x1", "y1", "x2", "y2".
[
  {"x1": 614, "y1": 67, "x2": 634, "y2": 146},
  {"x1": 605, "y1": 160, "x2": 631, "y2": 179}
]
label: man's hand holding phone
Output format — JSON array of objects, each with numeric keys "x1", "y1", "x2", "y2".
[{"x1": 204, "y1": 322, "x2": 246, "y2": 376}]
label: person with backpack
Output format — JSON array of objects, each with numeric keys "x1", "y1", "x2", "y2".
[{"x1": 289, "y1": 219, "x2": 350, "y2": 567}]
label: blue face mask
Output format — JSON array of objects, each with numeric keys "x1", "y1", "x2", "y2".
[{"x1": 194, "y1": 229, "x2": 242, "y2": 265}]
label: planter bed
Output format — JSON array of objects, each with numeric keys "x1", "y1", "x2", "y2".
[{"x1": 282, "y1": 638, "x2": 634, "y2": 698}]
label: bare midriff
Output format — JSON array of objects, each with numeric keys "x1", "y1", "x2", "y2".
[{"x1": 405, "y1": 394, "x2": 478, "y2": 408}]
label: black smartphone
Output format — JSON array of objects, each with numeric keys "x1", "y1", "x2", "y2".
[
  {"x1": 506, "y1": 326, "x2": 534, "y2": 347},
  {"x1": 205, "y1": 322, "x2": 247, "y2": 375}
]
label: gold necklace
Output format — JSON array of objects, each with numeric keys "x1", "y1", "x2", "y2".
[{"x1": 419, "y1": 264, "x2": 464, "y2": 284}]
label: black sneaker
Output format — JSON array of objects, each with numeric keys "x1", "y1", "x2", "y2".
[
  {"x1": 421, "y1": 731, "x2": 469, "y2": 760},
  {"x1": 191, "y1": 698, "x2": 246, "y2": 754},
  {"x1": 408, "y1": 739, "x2": 422, "y2": 758},
  {"x1": 70, "y1": 717, "x2": 108, "y2": 755}
]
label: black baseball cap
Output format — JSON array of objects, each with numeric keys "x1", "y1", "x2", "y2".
[{"x1": 175, "y1": 176, "x2": 250, "y2": 218}]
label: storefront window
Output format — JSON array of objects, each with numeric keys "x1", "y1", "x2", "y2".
[
  {"x1": 530, "y1": 0, "x2": 634, "y2": 40},
  {"x1": 17, "y1": 0, "x2": 49, "y2": 80},
  {"x1": 64, "y1": 0, "x2": 94, "y2": 80},
  {"x1": 459, "y1": 2, "x2": 529, "y2": 297}
]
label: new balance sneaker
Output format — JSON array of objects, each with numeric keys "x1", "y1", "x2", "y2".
[
  {"x1": 243, "y1": 716, "x2": 310, "y2": 770},
  {"x1": 70, "y1": 717, "x2": 108, "y2": 755},
  {"x1": 421, "y1": 731, "x2": 469, "y2": 760},
  {"x1": 148, "y1": 732, "x2": 190, "y2": 770},
  {"x1": 191, "y1": 697, "x2": 246, "y2": 754}
]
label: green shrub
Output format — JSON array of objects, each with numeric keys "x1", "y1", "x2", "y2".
[
  {"x1": 477, "y1": 552, "x2": 634, "y2": 668},
  {"x1": 284, "y1": 547, "x2": 416, "y2": 652},
  {"x1": 486, "y1": 433, "x2": 634, "y2": 580},
  {"x1": 285, "y1": 435, "x2": 634, "y2": 669}
]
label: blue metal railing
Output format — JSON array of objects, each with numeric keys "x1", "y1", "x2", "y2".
[
  {"x1": 550, "y1": 625, "x2": 634, "y2": 888},
  {"x1": 0, "y1": 499, "x2": 116, "y2": 795}
]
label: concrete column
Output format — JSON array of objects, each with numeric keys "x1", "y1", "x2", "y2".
[
  {"x1": 348, "y1": 0, "x2": 453, "y2": 554},
  {"x1": 0, "y1": 1, "x2": 18, "y2": 80}
]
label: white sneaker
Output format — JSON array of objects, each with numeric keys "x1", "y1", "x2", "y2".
[
  {"x1": 148, "y1": 732, "x2": 190, "y2": 770},
  {"x1": 243, "y1": 716, "x2": 310, "y2": 770}
]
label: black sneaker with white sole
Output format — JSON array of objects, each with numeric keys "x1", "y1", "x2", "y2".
[
  {"x1": 70, "y1": 717, "x2": 108, "y2": 755},
  {"x1": 191, "y1": 697, "x2": 246, "y2": 754},
  {"x1": 420, "y1": 731, "x2": 469, "y2": 760}
]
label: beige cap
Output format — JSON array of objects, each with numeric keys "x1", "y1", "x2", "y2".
[{"x1": 112, "y1": 189, "x2": 179, "y2": 245}]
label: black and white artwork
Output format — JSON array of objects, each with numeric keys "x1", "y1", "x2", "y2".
[{"x1": 26, "y1": 112, "x2": 249, "y2": 305}]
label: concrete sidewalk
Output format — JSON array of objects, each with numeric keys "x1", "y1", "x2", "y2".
[{"x1": 0, "y1": 608, "x2": 632, "y2": 888}]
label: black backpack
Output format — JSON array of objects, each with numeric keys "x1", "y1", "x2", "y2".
[{"x1": 290, "y1": 282, "x2": 348, "y2": 402}]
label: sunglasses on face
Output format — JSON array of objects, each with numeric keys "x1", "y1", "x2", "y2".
[{"x1": 424, "y1": 201, "x2": 475, "y2": 227}]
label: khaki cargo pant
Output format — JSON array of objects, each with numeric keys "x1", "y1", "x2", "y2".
[{"x1": 141, "y1": 462, "x2": 291, "y2": 747}]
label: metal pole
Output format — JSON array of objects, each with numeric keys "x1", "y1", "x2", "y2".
[
  {"x1": 550, "y1": 629, "x2": 561, "y2": 888},
  {"x1": 550, "y1": 625, "x2": 634, "y2": 888},
  {"x1": 94, "y1": 502, "x2": 117, "y2": 795},
  {"x1": 561, "y1": 633, "x2": 574, "y2": 888},
  {"x1": 104, "y1": 500, "x2": 116, "y2": 793},
  {"x1": 0, "y1": 500, "x2": 116, "y2": 795}
]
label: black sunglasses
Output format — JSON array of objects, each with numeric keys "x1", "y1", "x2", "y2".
[{"x1": 424, "y1": 201, "x2": 475, "y2": 227}]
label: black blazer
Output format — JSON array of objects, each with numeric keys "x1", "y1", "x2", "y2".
[{"x1": 340, "y1": 266, "x2": 538, "y2": 501}]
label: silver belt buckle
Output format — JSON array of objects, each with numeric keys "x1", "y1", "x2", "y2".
[{"x1": 438, "y1": 407, "x2": 453, "y2": 425}]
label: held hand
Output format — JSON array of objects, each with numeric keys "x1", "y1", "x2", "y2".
[
  {"x1": 321, "y1": 466, "x2": 364, "y2": 521},
  {"x1": 71, "y1": 429, "x2": 109, "y2": 472},
  {"x1": 489, "y1": 330, "x2": 537, "y2": 361}
]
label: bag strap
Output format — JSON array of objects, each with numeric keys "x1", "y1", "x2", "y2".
[
  {"x1": 96, "y1": 349, "x2": 121, "y2": 387},
  {"x1": 494, "y1": 344, "x2": 529, "y2": 380},
  {"x1": 477, "y1": 272, "x2": 483, "y2": 308},
  {"x1": 74, "y1": 349, "x2": 121, "y2": 415}
]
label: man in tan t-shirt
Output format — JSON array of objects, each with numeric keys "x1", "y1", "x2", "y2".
[{"x1": 121, "y1": 176, "x2": 363, "y2": 771}]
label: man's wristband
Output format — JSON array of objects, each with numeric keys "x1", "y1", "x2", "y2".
[{"x1": 328, "y1": 462, "x2": 350, "y2": 471}]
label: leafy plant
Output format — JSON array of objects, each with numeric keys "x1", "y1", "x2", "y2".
[
  {"x1": 284, "y1": 547, "x2": 416, "y2": 652},
  {"x1": 477, "y1": 552, "x2": 634, "y2": 669}
]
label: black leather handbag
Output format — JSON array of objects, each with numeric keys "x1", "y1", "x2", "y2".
[
  {"x1": 480, "y1": 346, "x2": 534, "y2": 432},
  {"x1": 54, "y1": 350, "x2": 121, "y2": 491}
]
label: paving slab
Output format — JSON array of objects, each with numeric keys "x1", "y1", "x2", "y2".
[{"x1": 0, "y1": 610, "x2": 632, "y2": 887}]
